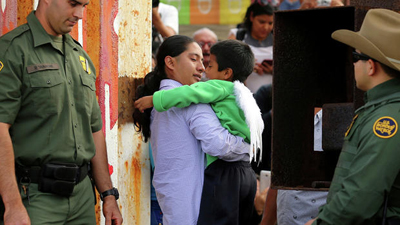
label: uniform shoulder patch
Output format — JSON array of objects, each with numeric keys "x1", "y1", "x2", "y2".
[
  {"x1": 0, "y1": 61, "x2": 3, "y2": 72},
  {"x1": 373, "y1": 116, "x2": 398, "y2": 138}
]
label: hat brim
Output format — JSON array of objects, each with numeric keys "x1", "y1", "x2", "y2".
[{"x1": 332, "y1": 29, "x2": 400, "y2": 71}]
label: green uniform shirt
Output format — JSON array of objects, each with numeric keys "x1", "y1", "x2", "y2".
[
  {"x1": 153, "y1": 79, "x2": 250, "y2": 166},
  {"x1": 315, "y1": 78, "x2": 400, "y2": 224},
  {"x1": 0, "y1": 11, "x2": 102, "y2": 167}
]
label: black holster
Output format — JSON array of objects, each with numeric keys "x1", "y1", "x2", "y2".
[
  {"x1": 16, "y1": 162, "x2": 88, "y2": 197},
  {"x1": 39, "y1": 163, "x2": 80, "y2": 196}
]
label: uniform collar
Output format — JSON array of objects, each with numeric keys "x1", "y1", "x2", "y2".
[
  {"x1": 356, "y1": 78, "x2": 400, "y2": 114},
  {"x1": 27, "y1": 11, "x2": 53, "y2": 48},
  {"x1": 27, "y1": 11, "x2": 76, "y2": 49},
  {"x1": 364, "y1": 78, "x2": 400, "y2": 104}
]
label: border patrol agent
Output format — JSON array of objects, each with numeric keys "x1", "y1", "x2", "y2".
[
  {"x1": 305, "y1": 8, "x2": 400, "y2": 225},
  {"x1": 0, "y1": 0, "x2": 122, "y2": 224}
]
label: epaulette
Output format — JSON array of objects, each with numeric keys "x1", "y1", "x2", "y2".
[
  {"x1": 0, "y1": 24, "x2": 30, "y2": 57},
  {"x1": 72, "y1": 36, "x2": 83, "y2": 48},
  {"x1": 73, "y1": 38, "x2": 82, "y2": 47}
]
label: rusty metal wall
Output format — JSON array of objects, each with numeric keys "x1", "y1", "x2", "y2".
[
  {"x1": 0, "y1": 0, "x2": 151, "y2": 224},
  {"x1": 116, "y1": 0, "x2": 152, "y2": 224}
]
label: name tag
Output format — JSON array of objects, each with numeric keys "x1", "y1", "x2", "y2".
[{"x1": 27, "y1": 63, "x2": 60, "y2": 74}]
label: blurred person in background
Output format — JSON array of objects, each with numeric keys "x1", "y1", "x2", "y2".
[
  {"x1": 278, "y1": 0, "x2": 301, "y2": 10},
  {"x1": 193, "y1": 27, "x2": 218, "y2": 69},
  {"x1": 299, "y1": 0, "x2": 344, "y2": 9},
  {"x1": 152, "y1": 0, "x2": 179, "y2": 54},
  {"x1": 228, "y1": 2, "x2": 274, "y2": 93}
]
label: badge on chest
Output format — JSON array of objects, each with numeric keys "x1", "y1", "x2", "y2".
[{"x1": 79, "y1": 56, "x2": 91, "y2": 74}]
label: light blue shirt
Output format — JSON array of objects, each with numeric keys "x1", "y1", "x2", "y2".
[
  {"x1": 314, "y1": 110, "x2": 323, "y2": 151},
  {"x1": 277, "y1": 190, "x2": 328, "y2": 225},
  {"x1": 150, "y1": 79, "x2": 250, "y2": 225},
  {"x1": 277, "y1": 110, "x2": 327, "y2": 225}
]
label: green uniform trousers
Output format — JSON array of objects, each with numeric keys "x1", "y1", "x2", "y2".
[{"x1": 1, "y1": 176, "x2": 95, "y2": 225}]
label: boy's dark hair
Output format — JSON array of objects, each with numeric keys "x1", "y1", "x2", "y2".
[
  {"x1": 210, "y1": 40, "x2": 255, "y2": 82},
  {"x1": 243, "y1": 3, "x2": 274, "y2": 32}
]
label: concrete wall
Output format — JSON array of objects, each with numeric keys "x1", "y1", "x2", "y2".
[{"x1": 0, "y1": 0, "x2": 151, "y2": 224}]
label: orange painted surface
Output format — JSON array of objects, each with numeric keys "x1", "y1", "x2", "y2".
[
  {"x1": 123, "y1": 136, "x2": 143, "y2": 223},
  {"x1": 97, "y1": 0, "x2": 119, "y2": 133},
  {"x1": 83, "y1": 2, "x2": 102, "y2": 222},
  {"x1": 1, "y1": 0, "x2": 17, "y2": 35},
  {"x1": 190, "y1": 0, "x2": 220, "y2": 24},
  {"x1": 131, "y1": 152, "x2": 142, "y2": 222},
  {"x1": 82, "y1": 8, "x2": 88, "y2": 50},
  {"x1": 16, "y1": 0, "x2": 33, "y2": 26},
  {"x1": 86, "y1": 1, "x2": 101, "y2": 79},
  {"x1": 70, "y1": 23, "x2": 79, "y2": 40}
]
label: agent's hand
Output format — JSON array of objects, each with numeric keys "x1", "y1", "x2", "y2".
[
  {"x1": 134, "y1": 96, "x2": 154, "y2": 113},
  {"x1": 103, "y1": 196, "x2": 123, "y2": 225},
  {"x1": 4, "y1": 201, "x2": 31, "y2": 225}
]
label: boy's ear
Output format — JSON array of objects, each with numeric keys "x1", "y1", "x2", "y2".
[
  {"x1": 165, "y1": 56, "x2": 175, "y2": 70},
  {"x1": 224, "y1": 68, "x2": 234, "y2": 81}
]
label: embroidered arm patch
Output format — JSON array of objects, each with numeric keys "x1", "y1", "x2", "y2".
[{"x1": 373, "y1": 117, "x2": 398, "y2": 138}]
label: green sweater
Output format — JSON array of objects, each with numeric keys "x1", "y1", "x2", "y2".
[{"x1": 153, "y1": 79, "x2": 250, "y2": 166}]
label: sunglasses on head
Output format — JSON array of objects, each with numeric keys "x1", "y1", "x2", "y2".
[
  {"x1": 197, "y1": 42, "x2": 214, "y2": 48},
  {"x1": 352, "y1": 51, "x2": 375, "y2": 63}
]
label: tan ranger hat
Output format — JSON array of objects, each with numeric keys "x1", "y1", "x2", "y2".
[{"x1": 332, "y1": 8, "x2": 400, "y2": 72}]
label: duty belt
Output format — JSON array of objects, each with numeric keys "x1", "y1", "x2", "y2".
[{"x1": 16, "y1": 162, "x2": 89, "y2": 196}]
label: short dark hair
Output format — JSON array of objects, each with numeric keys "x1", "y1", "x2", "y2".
[
  {"x1": 210, "y1": 40, "x2": 255, "y2": 82},
  {"x1": 243, "y1": 3, "x2": 274, "y2": 32}
]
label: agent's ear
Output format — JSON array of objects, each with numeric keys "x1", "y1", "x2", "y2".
[
  {"x1": 164, "y1": 56, "x2": 175, "y2": 70},
  {"x1": 224, "y1": 68, "x2": 234, "y2": 81},
  {"x1": 367, "y1": 59, "x2": 376, "y2": 77}
]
